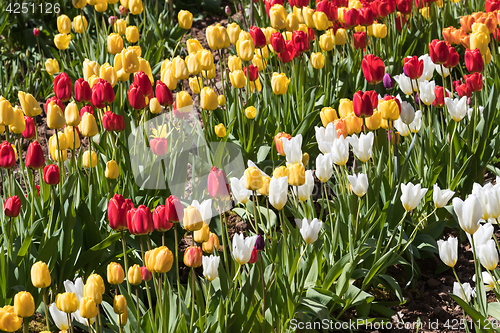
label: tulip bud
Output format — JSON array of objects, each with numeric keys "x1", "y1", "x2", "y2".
[
  {"x1": 245, "y1": 106, "x2": 257, "y2": 119},
  {"x1": 183, "y1": 206, "x2": 204, "y2": 231},
  {"x1": 202, "y1": 232, "x2": 221, "y2": 253},
  {"x1": 183, "y1": 246, "x2": 203, "y2": 268},
  {"x1": 141, "y1": 266, "x2": 152, "y2": 281},
  {"x1": 79, "y1": 297, "x2": 98, "y2": 319},
  {"x1": 14, "y1": 292, "x2": 35, "y2": 318},
  {"x1": 215, "y1": 123, "x2": 227, "y2": 138},
  {"x1": 107, "y1": 262, "x2": 125, "y2": 285},
  {"x1": 127, "y1": 205, "x2": 154, "y2": 235},
  {"x1": 33, "y1": 28, "x2": 40, "y2": 36},
  {"x1": 244, "y1": 167, "x2": 264, "y2": 190},
  {"x1": 105, "y1": 160, "x2": 119, "y2": 179},
  {"x1": 145, "y1": 246, "x2": 174, "y2": 273},
  {"x1": 218, "y1": 95, "x2": 226, "y2": 106},
  {"x1": 128, "y1": 264, "x2": 143, "y2": 285},
  {"x1": 178, "y1": 10, "x2": 193, "y2": 30},
  {"x1": 113, "y1": 295, "x2": 127, "y2": 314},
  {"x1": 271, "y1": 72, "x2": 290, "y2": 95},
  {"x1": 45, "y1": 58, "x2": 60, "y2": 75},
  {"x1": 43, "y1": 164, "x2": 60, "y2": 185},
  {"x1": 55, "y1": 292, "x2": 78, "y2": 313}
]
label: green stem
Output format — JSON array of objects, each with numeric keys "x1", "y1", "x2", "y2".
[
  {"x1": 174, "y1": 224, "x2": 182, "y2": 310},
  {"x1": 218, "y1": 204, "x2": 230, "y2": 276},
  {"x1": 121, "y1": 231, "x2": 131, "y2": 295},
  {"x1": 190, "y1": 267, "x2": 196, "y2": 332},
  {"x1": 43, "y1": 289, "x2": 50, "y2": 330},
  {"x1": 136, "y1": 287, "x2": 140, "y2": 333}
]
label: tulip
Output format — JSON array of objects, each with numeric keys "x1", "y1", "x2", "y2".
[
  {"x1": 291, "y1": 30, "x2": 309, "y2": 53},
  {"x1": 444, "y1": 96, "x2": 467, "y2": 122},
  {"x1": 315, "y1": 153, "x2": 333, "y2": 183},
  {"x1": 127, "y1": 205, "x2": 154, "y2": 235},
  {"x1": 208, "y1": 166, "x2": 230, "y2": 199},
  {"x1": 249, "y1": 26, "x2": 267, "y2": 48},
  {"x1": 128, "y1": 83, "x2": 148, "y2": 110},
  {"x1": 152, "y1": 205, "x2": 172, "y2": 232},
  {"x1": 476, "y1": 239, "x2": 498, "y2": 271},
  {"x1": 348, "y1": 173, "x2": 368, "y2": 197},
  {"x1": 453, "y1": 195, "x2": 483, "y2": 236},
  {"x1": 183, "y1": 205, "x2": 203, "y2": 231},
  {"x1": 43, "y1": 164, "x2": 60, "y2": 185},
  {"x1": 281, "y1": 134, "x2": 302, "y2": 164},
  {"x1": 202, "y1": 255, "x2": 220, "y2": 281},
  {"x1": 0, "y1": 141, "x2": 15, "y2": 169},
  {"x1": 352, "y1": 91, "x2": 373, "y2": 118},
  {"x1": 53, "y1": 73, "x2": 72, "y2": 102},
  {"x1": 155, "y1": 81, "x2": 173, "y2": 106},
  {"x1": 111, "y1": 295, "x2": 127, "y2": 315},
  {"x1": 107, "y1": 262, "x2": 125, "y2": 285},
  {"x1": 0, "y1": 309, "x2": 22, "y2": 332},
  {"x1": 372, "y1": 23, "x2": 387, "y2": 38},
  {"x1": 24, "y1": 141, "x2": 44, "y2": 170},
  {"x1": 464, "y1": 48, "x2": 484, "y2": 73},
  {"x1": 184, "y1": 246, "x2": 203, "y2": 268},
  {"x1": 465, "y1": 73, "x2": 483, "y2": 92},
  {"x1": 203, "y1": 233, "x2": 221, "y2": 253},
  {"x1": 362, "y1": 54, "x2": 385, "y2": 85},
  {"x1": 128, "y1": 0, "x2": 143, "y2": 14},
  {"x1": 13, "y1": 292, "x2": 35, "y2": 318},
  {"x1": 273, "y1": 133, "x2": 290, "y2": 156},
  {"x1": 431, "y1": 184, "x2": 454, "y2": 208},
  {"x1": 232, "y1": 233, "x2": 258, "y2": 265},
  {"x1": 119, "y1": 48, "x2": 140, "y2": 74},
  {"x1": 269, "y1": 4, "x2": 287, "y2": 30},
  {"x1": 108, "y1": 194, "x2": 133, "y2": 231},
  {"x1": 269, "y1": 176, "x2": 288, "y2": 210},
  {"x1": 79, "y1": 297, "x2": 98, "y2": 319},
  {"x1": 56, "y1": 292, "x2": 78, "y2": 313},
  {"x1": 470, "y1": 31, "x2": 489, "y2": 56},
  {"x1": 9, "y1": 106, "x2": 25, "y2": 134},
  {"x1": 418, "y1": 80, "x2": 435, "y2": 106},
  {"x1": 428, "y1": 39, "x2": 449, "y2": 65},
  {"x1": 245, "y1": 106, "x2": 257, "y2": 119},
  {"x1": 288, "y1": 162, "x2": 305, "y2": 186},
  {"x1": 319, "y1": 107, "x2": 338, "y2": 127},
  {"x1": 200, "y1": 87, "x2": 218, "y2": 111},
  {"x1": 86, "y1": 274, "x2": 105, "y2": 295},
  {"x1": 83, "y1": 282, "x2": 103, "y2": 305},
  {"x1": 194, "y1": 223, "x2": 210, "y2": 243},
  {"x1": 45, "y1": 58, "x2": 60, "y2": 75},
  {"x1": 99, "y1": 63, "x2": 118, "y2": 88},
  {"x1": 18, "y1": 92, "x2": 41, "y2": 118},
  {"x1": 127, "y1": 264, "x2": 142, "y2": 285},
  {"x1": 3, "y1": 196, "x2": 19, "y2": 219},
  {"x1": 353, "y1": 31, "x2": 367, "y2": 50},
  {"x1": 273, "y1": 166, "x2": 288, "y2": 179},
  {"x1": 0, "y1": 98, "x2": 13, "y2": 126},
  {"x1": 230, "y1": 176, "x2": 252, "y2": 204},
  {"x1": 31, "y1": 262, "x2": 51, "y2": 289},
  {"x1": 106, "y1": 33, "x2": 123, "y2": 55},
  {"x1": 310, "y1": 52, "x2": 325, "y2": 69},
  {"x1": 84, "y1": 151, "x2": 98, "y2": 169},
  {"x1": 400, "y1": 182, "x2": 428, "y2": 211},
  {"x1": 236, "y1": 36, "x2": 255, "y2": 62},
  {"x1": 432, "y1": 86, "x2": 447, "y2": 108},
  {"x1": 271, "y1": 72, "x2": 290, "y2": 95},
  {"x1": 214, "y1": 123, "x2": 227, "y2": 138},
  {"x1": 178, "y1": 10, "x2": 193, "y2": 29},
  {"x1": 403, "y1": 56, "x2": 423, "y2": 80},
  {"x1": 330, "y1": 135, "x2": 349, "y2": 166},
  {"x1": 437, "y1": 236, "x2": 458, "y2": 268},
  {"x1": 79, "y1": 112, "x2": 98, "y2": 137},
  {"x1": 270, "y1": 32, "x2": 286, "y2": 53},
  {"x1": 165, "y1": 195, "x2": 184, "y2": 222},
  {"x1": 123, "y1": 26, "x2": 139, "y2": 44},
  {"x1": 54, "y1": 33, "x2": 71, "y2": 50},
  {"x1": 91, "y1": 79, "x2": 115, "y2": 108},
  {"x1": 244, "y1": 166, "x2": 264, "y2": 191},
  {"x1": 104, "y1": 160, "x2": 119, "y2": 180},
  {"x1": 229, "y1": 69, "x2": 247, "y2": 89},
  {"x1": 296, "y1": 218, "x2": 322, "y2": 244}
]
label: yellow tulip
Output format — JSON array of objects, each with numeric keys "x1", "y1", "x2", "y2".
[
  {"x1": 145, "y1": 246, "x2": 174, "y2": 273},
  {"x1": 244, "y1": 166, "x2": 263, "y2": 190},
  {"x1": 186, "y1": 39, "x2": 203, "y2": 54},
  {"x1": 302, "y1": 6, "x2": 315, "y2": 28},
  {"x1": 338, "y1": 98, "x2": 354, "y2": 117},
  {"x1": 200, "y1": 87, "x2": 218, "y2": 111},
  {"x1": 236, "y1": 36, "x2": 255, "y2": 61},
  {"x1": 113, "y1": 295, "x2": 127, "y2": 314},
  {"x1": 319, "y1": 33, "x2": 334, "y2": 52},
  {"x1": 126, "y1": 26, "x2": 140, "y2": 43},
  {"x1": 57, "y1": 15, "x2": 71, "y2": 34},
  {"x1": 183, "y1": 206, "x2": 204, "y2": 231},
  {"x1": 83, "y1": 282, "x2": 103, "y2": 305},
  {"x1": 197, "y1": 49, "x2": 214, "y2": 71},
  {"x1": 121, "y1": 48, "x2": 140, "y2": 73},
  {"x1": 46, "y1": 102, "x2": 65, "y2": 129},
  {"x1": 172, "y1": 56, "x2": 189, "y2": 80},
  {"x1": 320, "y1": 107, "x2": 338, "y2": 127},
  {"x1": 54, "y1": 34, "x2": 71, "y2": 50},
  {"x1": 45, "y1": 58, "x2": 60, "y2": 75},
  {"x1": 9, "y1": 106, "x2": 26, "y2": 134},
  {"x1": 107, "y1": 262, "x2": 125, "y2": 285},
  {"x1": 271, "y1": 72, "x2": 290, "y2": 95},
  {"x1": 129, "y1": 0, "x2": 143, "y2": 15},
  {"x1": 311, "y1": 52, "x2": 325, "y2": 69},
  {"x1": 95, "y1": 0, "x2": 108, "y2": 12},
  {"x1": 80, "y1": 112, "x2": 98, "y2": 137},
  {"x1": 18, "y1": 91, "x2": 42, "y2": 117},
  {"x1": 107, "y1": 33, "x2": 124, "y2": 55},
  {"x1": 79, "y1": 297, "x2": 98, "y2": 319},
  {"x1": 287, "y1": 163, "x2": 306, "y2": 186},
  {"x1": 286, "y1": 12, "x2": 300, "y2": 32},
  {"x1": 227, "y1": 23, "x2": 241, "y2": 45},
  {"x1": 83, "y1": 151, "x2": 97, "y2": 168},
  {"x1": 259, "y1": 176, "x2": 271, "y2": 196},
  {"x1": 83, "y1": 59, "x2": 101, "y2": 81},
  {"x1": 114, "y1": 19, "x2": 127, "y2": 35},
  {"x1": 269, "y1": 4, "x2": 287, "y2": 30},
  {"x1": 202, "y1": 233, "x2": 221, "y2": 253},
  {"x1": 218, "y1": 95, "x2": 226, "y2": 106},
  {"x1": 229, "y1": 70, "x2": 247, "y2": 89},
  {"x1": 56, "y1": 292, "x2": 78, "y2": 314},
  {"x1": 31, "y1": 261, "x2": 51, "y2": 288},
  {"x1": 313, "y1": 11, "x2": 329, "y2": 31},
  {"x1": 193, "y1": 223, "x2": 210, "y2": 243},
  {"x1": 105, "y1": 160, "x2": 119, "y2": 179},
  {"x1": 73, "y1": 15, "x2": 88, "y2": 34},
  {"x1": 185, "y1": 54, "x2": 201, "y2": 75},
  {"x1": 227, "y1": 55, "x2": 242, "y2": 72},
  {"x1": 245, "y1": 106, "x2": 257, "y2": 119},
  {"x1": 215, "y1": 123, "x2": 226, "y2": 138},
  {"x1": 64, "y1": 126, "x2": 81, "y2": 150},
  {"x1": 178, "y1": 10, "x2": 193, "y2": 29},
  {"x1": 14, "y1": 292, "x2": 35, "y2": 318},
  {"x1": 372, "y1": 23, "x2": 387, "y2": 38},
  {"x1": 176, "y1": 91, "x2": 193, "y2": 112},
  {"x1": 128, "y1": 264, "x2": 143, "y2": 285}
]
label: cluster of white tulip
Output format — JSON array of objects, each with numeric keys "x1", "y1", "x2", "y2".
[{"x1": 436, "y1": 179, "x2": 500, "y2": 303}]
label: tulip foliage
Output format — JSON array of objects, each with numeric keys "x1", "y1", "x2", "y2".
[{"x1": 3, "y1": 0, "x2": 500, "y2": 332}]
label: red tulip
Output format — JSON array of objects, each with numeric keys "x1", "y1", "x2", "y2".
[
  {"x1": 91, "y1": 79, "x2": 115, "y2": 109},
  {"x1": 465, "y1": 48, "x2": 484, "y2": 73},
  {"x1": 307, "y1": 27, "x2": 315, "y2": 41},
  {"x1": 372, "y1": 0, "x2": 395, "y2": 18},
  {"x1": 353, "y1": 31, "x2": 367, "y2": 50},
  {"x1": 485, "y1": 0, "x2": 500, "y2": 11},
  {"x1": 134, "y1": 71, "x2": 154, "y2": 100},
  {"x1": 248, "y1": 247, "x2": 258, "y2": 264},
  {"x1": 45, "y1": 97, "x2": 65, "y2": 113},
  {"x1": 54, "y1": 72, "x2": 72, "y2": 102},
  {"x1": 155, "y1": 80, "x2": 173, "y2": 106},
  {"x1": 43, "y1": 164, "x2": 60, "y2": 185},
  {"x1": 444, "y1": 46, "x2": 459, "y2": 68},
  {"x1": 428, "y1": 39, "x2": 449, "y2": 65},
  {"x1": 365, "y1": 90, "x2": 379, "y2": 109},
  {"x1": 108, "y1": 194, "x2": 134, "y2": 231},
  {"x1": 270, "y1": 32, "x2": 285, "y2": 53},
  {"x1": 395, "y1": 13, "x2": 409, "y2": 32},
  {"x1": 127, "y1": 205, "x2": 154, "y2": 235},
  {"x1": 141, "y1": 266, "x2": 152, "y2": 281},
  {"x1": 353, "y1": 91, "x2": 374, "y2": 118},
  {"x1": 292, "y1": 30, "x2": 309, "y2": 53},
  {"x1": 102, "y1": 111, "x2": 125, "y2": 132},
  {"x1": 396, "y1": 0, "x2": 412, "y2": 14},
  {"x1": 362, "y1": 54, "x2": 385, "y2": 85},
  {"x1": 432, "y1": 86, "x2": 448, "y2": 108},
  {"x1": 25, "y1": 141, "x2": 45, "y2": 170},
  {"x1": 403, "y1": 56, "x2": 424, "y2": 80},
  {"x1": 453, "y1": 81, "x2": 472, "y2": 98},
  {"x1": 278, "y1": 40, "x2": 297, "y2": 63},
  {"x1": 243, "y1": 65, "x2": 259, "y2": 81},
  {"x1": 153, "y1": 205, "x2": 173, "y2": 232},
  {"x1": 165, "y1": 195, "x2": 184, "y2": 222},
  {"x1": 208, "y1": 166, "x2": 230, "y2": 199},
  {"x1": 344, "y1": 8, "x2": 359, "y2": 27},
  {"x1": 289, "y1": 0, "x2": 308, "y2": 7},
  {"x1": 4, "y1": 196, "x2": 21, "y2": 217},
  {"x1": 465, "y1": 73, "x2": 483, "y2": 92},
  {"x1": 22, "y1": 116, "x2": 36, "y2": 140},
  {"x1": 0, "y1": 141, "x2": 16, "y2": 169},
  {"x1": 150, "y1": 137, "x2": 168, "y2": 156},
  {"x1": 128, "y1": 83, "x2": 148, "y2": 110},
  {"x1": 333, "y1": 0, "x2": 348, "y2": 6},
  {"x1": 357, "y1": 7, "x2": 375, "y2": 26},
  {"x1": 317, "y1": 0, "x2": 337, "y2": 21},
  {"x1": 74, "y1": 78, "x2": 92, "y2": 103},
  {"x1": 249, "y1": 26, "x2": 267, "y2": 48},
  {"x1": 33, "y1": 28, "x2": 40, "y2": 36}
]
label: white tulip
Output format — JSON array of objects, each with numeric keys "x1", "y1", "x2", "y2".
[
  {"x1": 393, "y1": 74, "x2": 413, "y2": 95},
  {"x1": 419, "y1": 80, "x2": 436, "y2": 106},
  {"x1": 468, "y1": 105, "x2": 484, "y2": 121},
  {"x1": 282, "y1": 134, "x2": 303, "y2": 164},
  {"x1": 49, "y1": 303, "x2": 71, "y2": 331},
  {"x1": 400, "y1": 101, "x2": 415, "y2": 125},
  {"x1": 476, "y1": 239, "x2": 499, "y2": 271},
  {"x1": 331, "y1": 135, "x2": 349, "y2": 166},
  {"x1": 192, "y1": 199, "x2": 213, "y2": 225},
  {"x1": 453, "y1": 195, "x2": 482, "y2": 235},
  {"x1": 394, "y1": 118, "x2": 410, "y2": 137},
  {"x1": 315, "y1": 123, "x2": 336, "y2": 154},
  {"x1": 348, "y1": 173, "x2": 368, "y2": 197},
  {"x1": 232, "y1": 233, "x2": 258, "y2": 265},
  {"x1": 437, "y1": 236, "x2": 458, "y2": 268},
  {"x1": 435, "y1": 64, "x2": 451, "y2": 77},
  {"x1": 467, "y1": 222, "x2": 494, "y2": 251},
  {"x1": 315, "y1": 153, "x2": 333, "y2": 183},
  {"x1": 202, "y1": 255, "x2": 220, "y2": 281},
  {"x1": 445, "y1": 96, "x2": 467, "y2": 122},
  {"x1": 269, "y1": 176, "x2": 288, "y2": 210},
  {"x1": 433, "y1": 184, "x2": 455, "y2": 208},
  {"x1": 473, "y1": 272, "x2": 499, "y2": 292},
  {"x1": 295, "y1": 170, "x2": 314, "y2": 201},
  {"x1": 409, "y1": 110, "x2": 422, "y2": 133},
  {"x1": 453, "y1": 282, "x2": 473, "y2": 303},
  {"x1": 400, "y1": 182, "x2": 428, "y2": 211},
  {"x1": 230, "y1": 176, "x2": 252, "y2": 205},
  {"x1": 295, "y1": 218, "x2": 323, "y2": 244},
  {"x1": 346, "y1": 132, "x2": 374, "y2": 163},
  {"x1": 419, "y1": 54, "x2": 435, "y2": 81}
]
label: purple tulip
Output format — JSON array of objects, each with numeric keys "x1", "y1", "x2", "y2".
[{"x1": 383, "y1": 73, "x2": 395, "y2": 90}]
